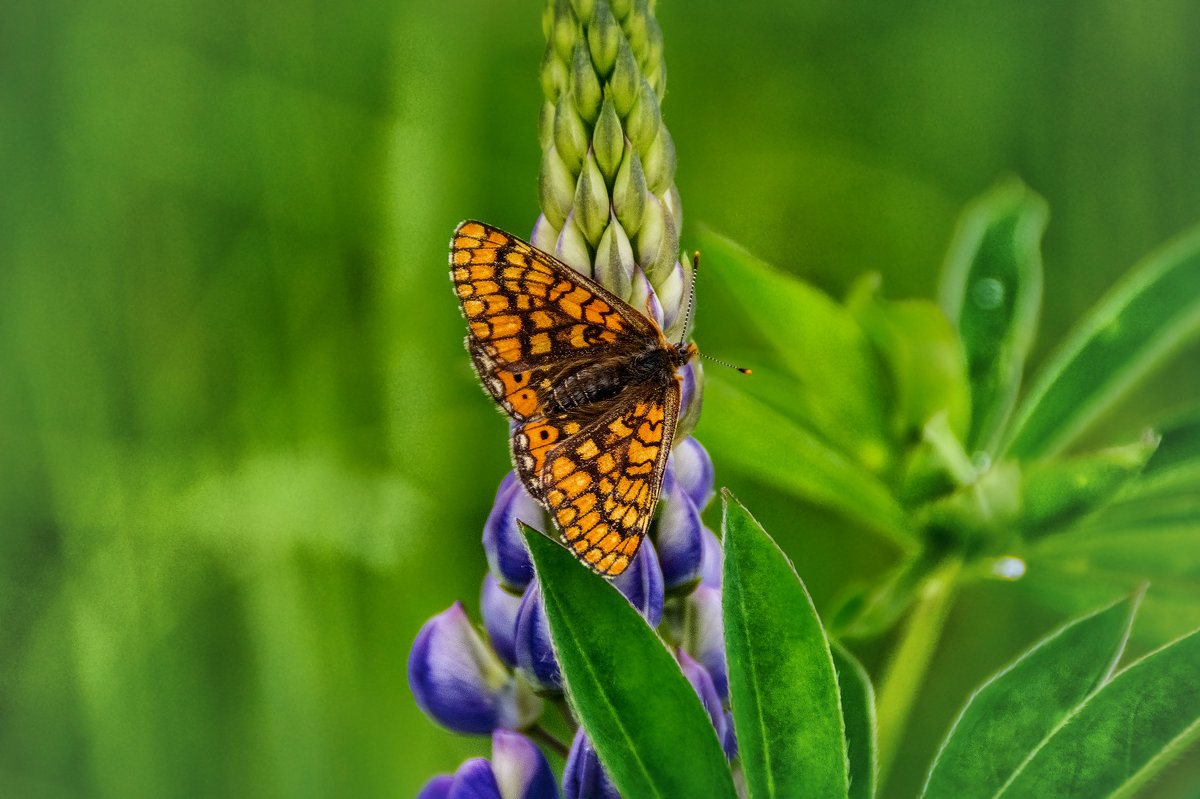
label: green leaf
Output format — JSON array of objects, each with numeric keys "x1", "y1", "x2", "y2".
[
  {"x1": 1127, "y1": 405, "x2": 1200, "y2": 499},
  {"x1": 722, "y1": 491, "x2": 849, "y2": 799},
  {"x1": 921, "y1": 592, "x2": 1140, "y2": 799},
  {"x1": 831, "y1": 643, "x2": 878, "y2": 799},
  {"x1": 520, "y1": 525, "x2": 736, "y2": 799},
  {"x1": 997, "y1": 622, "x2": 1200, "y2": 798},
  {"x1": 938, "y1": 179, "x2": 1048, "y2": 455},
  {"x1": 848, "y1": 275, "x2": 972, "y2": 444},
  {"x1": 693, "y1": 227, "x2": 894, "y2": 472},
  {"x1": 1018, "y1": 434, "x2": 1159, "y2": 540},
  {"x1": 1004, "y1": 222, "x2": 1200, "y2": 461},
  {"x1": 698, "y1": 374, "x2": 914, "y2": 550}
]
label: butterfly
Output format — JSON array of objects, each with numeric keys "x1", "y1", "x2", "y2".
[{"x1": 449, "y1": 220, "x2": 697, "y2": 577}]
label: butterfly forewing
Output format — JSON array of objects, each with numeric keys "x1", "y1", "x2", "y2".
[{"x1": 450, "y1": 220, "x2": 690, "y2": 577}]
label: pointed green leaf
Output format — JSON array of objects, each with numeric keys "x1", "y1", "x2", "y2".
[
  {"x1": 848, "y1": 275, "x2": 972, "y2": 444},
  {"x1": 520, "y1": 525, "x2": 736, "y2": 799},
  {"x1": 1004, "y1": 222, "x2": 1200, "y2": 461},
  {"x1": 698, "y1": 374, "x2": 914, "y2": 550},
  {"x1": 693, "y1": 228, "x2": 893, "y2": 471},
  {"x1": 832, "y1": 643, "x2": 878, "y2": 799},
  {"x1": 938, "y1": 179, "x2": 1047, "y2": 455},
  {"x1": 998, "y1": 624, "x2": 1200, "y2": 798},
  {"x1": 922, "y1": 592, "x2": 1140, "y2": 798},
  {"x1": 1126, "y1": 405, "x2": 1200, "y2": 499},
  {"x1": 1018, "y1": 434, "x2": 1159, "y2": 540},
  {"x1": 722, "y1": 491, "x2": 849, "y2": 799}
]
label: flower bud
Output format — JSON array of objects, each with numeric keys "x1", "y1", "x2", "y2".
[
  {"x1": 654, "y1": 476, "x2": 703, "y2": 594},
  {"x1": 491, "y1": 729, "x2": 559, "y2": 799},
  {"x1": 681, "y1": 584, "x2": 728, "y2": 702},
  {"x1": 514, "y1": 581, "x2": 563, "y2": 694},
  {"x1": 677, "y1": 649, "x2": 728, "y2": 748},
  {"x1": 594, "y1": 219, "x2": 636, "y2": 302},
  {"x1": 418, "y1": 774, "x2": 453, "y2": 799},
  {"x1": 483, "y1": 472, "x2": 542, "y2": 592},
  {"x1": 554, "y1": 215, "x2": 593, "y2": 277},
  {"x1": 553, "y1": 94, "x2": 589, "y2": 174},
  {"x1": 408, "y1": 603, "x2": 542, "y2": 734},
  {"x1": 612, "y1": 147, "x2": 647, "y2": 235},
  {"x1": 570, "y1": 42, "x2": 603, "y2": 124},
  {"x1": 562, "y1": 729, "x2": 620, "y2": 799},
  {"x1": 586, "y1": 2, "x2": 621, "y2": 78},
  {"x1": 448, "y1": 759, "x2": 502, "y2": 799},
  {"x1": 609, "y1": 37, "x2": 640, "y2": 117},
  {"x1": 592, "y1": 98, "x2": 625, "y2": 182},
  {"x1": 539, "y1": 146, "x2": 576, "y2": 230},
  {"x1": 481, "y1": 573, "x2": 523, "y2": 668},
  {"x1": 612, "y1": 536, "x2": 665, "y2": 626},
  {"x1": 573, "y1": 151, "x2": 611, "y2": 246},
  {"x1": 671, "y1": 437, "x2": 715, "y2": 512}
]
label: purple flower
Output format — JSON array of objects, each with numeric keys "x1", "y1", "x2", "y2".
[
  {"x1": 484, "y1": 472, "x2": 547, "y2": 591},
  {"x1": 419, "y1": 731, "x2": 559, "y2": 799},
  {"x1": 698, "y1": 525, "x2": 723, "y2": 589},
  {"x1": 670, "y1": 438, "x2": 715, "y2": 512},
  {"x1": 677, "y1": 649, "x2": 729, "y2": 752},
  {"x1": 562, "y1": 728, "x2": 620, "y2": 799},
  {"x1": 680, "y1": 583, "x2": 728, "y2": 703},
  {"x1": 481, "y1": 573, "x2": 523, "y2": 668},
  {"x1": 654, "y1": 474, "x2": 704, "y2": 593},
  {"x1": 409, "y1": 602, "x2": 542, "y2": 734},
  {"x1": 514, "y1": 581, "x2": 562, "y2": 693},
  {"x1": 611, "y1": 538, "x2": 665, "y2": 627}
]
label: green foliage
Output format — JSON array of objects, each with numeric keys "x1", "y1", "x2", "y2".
[
  {"x1": 521, "y1": 524, "x2": 737, "y2": 799},
  {"x1": 722, "y1": 492, "x2": 848, "y2": 798}
]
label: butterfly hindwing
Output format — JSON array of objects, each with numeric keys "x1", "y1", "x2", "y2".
[{"x1": 512, "y1": 382, "x2": 680, "y2": 576}]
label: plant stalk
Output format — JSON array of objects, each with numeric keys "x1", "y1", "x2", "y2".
[{"x1": 874, "y1": 556, "x2": 963, "y2": 789}]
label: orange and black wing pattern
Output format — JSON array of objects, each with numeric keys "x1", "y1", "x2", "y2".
[
  {"x1": 449, "y1": 220, "x2": 684, "y2": 577},
  {"x1": 512, "y1": 385, "x2": 679, "y2": 576}
]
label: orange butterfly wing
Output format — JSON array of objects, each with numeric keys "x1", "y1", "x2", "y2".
[{"x1": 450, "y1": 220, "x2": 686, "y2": 577}]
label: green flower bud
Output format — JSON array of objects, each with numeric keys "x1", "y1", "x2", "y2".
[
  {"x1": 540, "y1": 44, "x2": 569, "y2": 101},
  {"x1": 593, "y1": 97, "x2": 625, "y2": 181},
  {"x1": 609, "y1": 37, "x2": 640, "y2": 117},
  {"x1": 570, "y1": 42, "x2": 603, "y2": 124},
  {"x1": 609, "y1": 0, "x2": 632, "y2": 20},
  {"x1": 587, "y1": 2, "x2": 621, "y2": 78},
  {"x1": 573, "y1": 150, "x2": 611, "y2": 246},
  {"x1": 552, "y1": 94, "x2": 589, "y2": 173},
  {"x1": 550, "y1": 0, "x2": 578, "y2": 62},
  {"x1": 594, "y1": 220, "x2": 636, "y2": 301},
  {"x1": 642, "y1": 125, "x2": 676, "y2": 196},
  {"x1": 645, "y1": 18, "x2": 666, "y2": 99},
  {"x1": 625, "y1": 79, "x2": 662, "y2": 151},
  {"x1": 623, "y1": 4, "x2": 648, "y2": 63},
  {"x1": 612, "y1": 146, "x2": 647, "y2": 235},
  {"x1": 635, "y1": 193, "x2": 666, "y2": 275},
  {"x1": 537, "y1": 101, "x2": 556, "y2": 152},
  {"x1": 538, "y1": 146, "x2": 575, "y2": 230},
  {"x1": 570, "y1": 0, "x2": 595, "y2": 21},
  {"x1": 556, "y1": 215, "x2": 593, "y2": 276}
]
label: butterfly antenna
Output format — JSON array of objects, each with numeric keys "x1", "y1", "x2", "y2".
[{"x1": 680, "y1": 251, "x2": 752, "y2": 375}]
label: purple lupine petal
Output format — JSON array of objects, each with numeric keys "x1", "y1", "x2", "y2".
[
  {"x1": 628, "y1": 268, "x2": 664, "y2": 329},
  {"x1": 562, "y1": 728, "x2": 620, "y2": 799},
  {"x1": 722, "y1": 709, "x2": 738, "y2": 760},
  {"x1": 677, "y1": 360, "x2": 701, "y2": 425},
  {"x1": 491, "y1": 730, "x2": 560, "y2": 799},
  {"x1": 409, "y1": 603, "x2": 513, "y2": 734},
  {"x1": 418, "y1": 774, "x2": 454, "y2": 799},
  {"x1": 484, "y1": 472, "x2": 543, "y2": 591},
  {"x1": 514, "y1": 580, "x2": 562, "y2": 693},
  {"x1": 654, "y1": 477, "x2": 704, "y2": 594},
  {"x1": 699, "y1": 526, "x2": 722, "y2": 589},
  {"x1": 481, "y1": 573, "x2": 523, "y2": 668},
  {"x1": 448, "y1": 759, "x2": 503, "y2": 799},
  {"x1": 682, "y1": 583, "x2": 728, "y2": 702},
  {"x1": 611, "y1": 537, "x2": 665, "y2": 627},
  {"x1": 677, "y1": 649, "x2": 728, "y2": 748},
  {"x1": 671, "y1": 437, "x2": 715, "y2": 512}
]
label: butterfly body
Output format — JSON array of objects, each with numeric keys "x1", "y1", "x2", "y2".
[{"x1": 450, "y1": 220, "x2": 695, "y2": 577}]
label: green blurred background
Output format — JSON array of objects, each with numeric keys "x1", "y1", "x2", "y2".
[{"x1": 3, "y1": 0, "x2": 1199, "y2": 796}]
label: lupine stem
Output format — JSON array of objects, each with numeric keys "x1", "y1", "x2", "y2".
[
  {"x1": 527, "y1": 723, "x2": 571, "y2": 759},
  {"x1": 874, "y1": 557, "x2": 963, "y2": 788}
]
